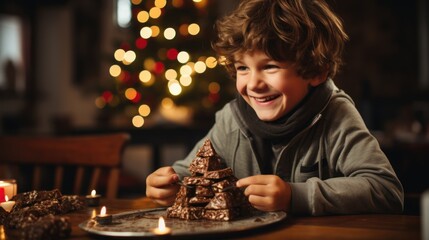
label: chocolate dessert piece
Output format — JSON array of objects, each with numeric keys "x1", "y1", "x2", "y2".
[
  {"x1": 205, "y1": 192, "x2": 235, "y2": 210},
  {"x1": 182, "y1": 176, "x2": 213, "y2": 186},
  {"x1": 189, "y1": 156, "x2": 225, "y2": 175},
  {"x1": 19, "y1": 214, "x2": 71, "y2": 240},
  {"x1": 195, "y1": 186, "x2": 214, "y2": 197},
  {"x1": 211, "y1": 178, "x2": 237, "y2": 192},
  {"x1": 195, "y1": 138, "x2": 218, "y2": 157},
  {"x1": 11, "y1": 189, "x2": 62, "y2": 210},
  {"x1": 204, "y1": 167, "x2": 234, "y2": 179},
  {"x1": 189, "y1": 196, "x2": 211, "y2": 205},
  {"x1": 167, "y1": 139, "x2": 254, "y2": 221},
  {"x1": 3, "y1": 189, "x2": 85, "y2": 239},
  {"x1": 203, "y1": 208, "x2": 240, "y2": 221},
  {"x1": 167, "y1": 205, "x2": 204, "y2": 220}
]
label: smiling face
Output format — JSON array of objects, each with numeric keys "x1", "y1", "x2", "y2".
[{"x1": 234, "y1": 50, "x2": 325, "y2": 122}]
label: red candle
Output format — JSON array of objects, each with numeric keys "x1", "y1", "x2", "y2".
[{"x1": 0, "y1": 188, "x2": 5, "y2": 203}]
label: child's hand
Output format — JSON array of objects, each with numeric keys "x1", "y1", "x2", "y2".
[
  {"x1": 236, "y1": 175, "x2": 291, "y2": 212},
  {"x1": 145, "y1": 166, "x2": 180, "y2": 206}
]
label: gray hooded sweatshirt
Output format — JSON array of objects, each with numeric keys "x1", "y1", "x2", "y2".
[{"x1": 173, "y1": 80, "x2": 404, "y2": 216}]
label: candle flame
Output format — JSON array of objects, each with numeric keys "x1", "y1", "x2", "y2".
[
  {"x1": 5, "y1": 195, "x2": 8, "y2": 202},
  {"x1": 91, "y1": 190, "x2": 96, "y2": 196},
  {"x1": 100, "y1": 206, "x2": 107, "y2": 215},
  {"x1": 158, "y1": 217, "x2": 166, "y2": 230}
]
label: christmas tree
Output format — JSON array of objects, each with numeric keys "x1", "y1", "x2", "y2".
[{"x1": 95, "y1": 0, "x2": 235, "y2": 128}]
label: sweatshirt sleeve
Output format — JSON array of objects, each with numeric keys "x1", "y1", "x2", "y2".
[{"x1": 290, "y1": 97, "x2": 404, "y2": 216}]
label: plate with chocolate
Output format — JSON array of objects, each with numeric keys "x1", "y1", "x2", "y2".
[
  {"x1": 79, "y1": 139, "x2": 286, "y2": 237},
  {"x1": 79, "y1": 207, "x2": 286, "y2": 237}
]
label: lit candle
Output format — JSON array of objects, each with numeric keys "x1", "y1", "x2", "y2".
[
  {"x1": 85, "y1": 190, "x2": 101, "y2": 207},
  {"x1": 95, "y1": 206, "x2": 112, "y2": 225},
  {"x1": 152, "y1": 217, "x2": 172, "y2": 235},
  {"x1": 0, "y1": 195, "x2": 16, "y2": 212},
  {"x1": 0, "y1": 180, "x2": 17, "y2": 200}
]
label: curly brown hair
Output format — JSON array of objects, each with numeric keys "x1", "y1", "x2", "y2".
[{"x1": 212, "y1": 0, "x2": 348, "y2": 80}]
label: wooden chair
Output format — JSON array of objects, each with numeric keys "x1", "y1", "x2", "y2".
[{"x1": 0, "y1": 133, "x2": 130, "y2": 199}]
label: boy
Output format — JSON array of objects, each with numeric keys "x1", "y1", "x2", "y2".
[{"x1": 146, "y1": 0, "x2": 404, "y2": 215}]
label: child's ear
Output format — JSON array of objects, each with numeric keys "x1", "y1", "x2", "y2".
[{"x1": 309, "y1": 71, "x2": 328, "y2": 87}]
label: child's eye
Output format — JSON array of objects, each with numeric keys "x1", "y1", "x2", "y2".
[
  {"x1": 264, "y1": 64, "x2": 279, "y2": 70},
  {"x1": 235, "y1": 66, "x2": 248, "y2": 71}
]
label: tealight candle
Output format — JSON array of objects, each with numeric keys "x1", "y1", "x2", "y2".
[
  {"x1": 95, "y1": 206, "x2": 112, "y2": 225},
  {"x1": 85, "y1": 190, "x2": 101, "y2": 207},
  {"x1": 152, "y1": 217, "x2": 172, "y2": 235},
  {"x1": 0, "y1": 195, "x2": 16, "y2": 212}
]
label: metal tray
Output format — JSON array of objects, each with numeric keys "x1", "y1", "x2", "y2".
[{"x1": 79, "y1": 208, "x2": 287, "y2": 237}]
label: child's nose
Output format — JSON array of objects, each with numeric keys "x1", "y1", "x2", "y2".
[{"x1": 247, "y1": 71, "x2": 266, "y2": 89}]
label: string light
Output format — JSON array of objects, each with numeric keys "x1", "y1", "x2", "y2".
[
  {"x1": 138, "y1": 104, "x2": 151, "y2": 117},
  {"x1": 180, "y1": 65, "x2": 192, "y2": 76},
  {"x1": 139, "y1": 70, "x2": 152, "y2": 83},
  {"x1": 140, "y1": 27, "x2": 152, "y2": 39},
  {"x1": 123, "y1": 50, "x2": 136, "y2": 63},
  {"x1": 154, "y1": 0, "x2": 167, "y2": 8},
  {"x1": 188, "y1": 23, "x2": 200, "y2": 35},
  {"x1": 179, "y1": 75, "x2": 192, "y2": 86},
  {"x1": 164, "y1": 28, "x2": 176, "y2": 40},
  {"x1": 194, "y1": 61, "x2": 206, "y2": 73},
  {"x1": 168, "y1": 80, "x2": 182, "y2": 96},
  {"x1": 150, "y1": 26, "x2": 161, "y2": 37},
  {"x1": 132, "y1": 115, "x2": 144, "y2": 127},
  {"x1": 114, "y1": 49, "x2": 125, "y2": 61},
  {"x1": 149, "y1": 7, "x2": 162, "y2": 19},
  {"x1": 109, "y1": 65, "x2": 121, "y2": 77},
  {"x1": 205, "y1": 56, "x2": 217, "y2": 68},
  {"x1": 165, "y1": 69, "x2": 178, "y2": 81},
  {"x1": 137, "y1": 11, "x2": 150, "y2": 23},
  {"x1": 177, "y1": 51, "x2": 190, "y2": 63}
]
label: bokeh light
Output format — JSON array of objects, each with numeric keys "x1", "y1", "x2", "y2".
[
  {"x1": 205, "y1": 56, "x2": 217, "y2": 68},
  {"x1": 177, "y1": 51, "x2": 190, "y2": 63},
  {"x1": 188, "y1": 23, "x2": 200, "y2": 35},
  {"x1": 179, "y1": 75, "x2": 192, "y2": 86},
  {"x1": 140, "y1": 26, "x2": 152, "y2": 39},
  {"x1": 168, "y1": 80, "x2": 182, "y2": 96},
  {"x1": 114, "y1": 49, "x2": 125, "y2": 61},
  {"x1": 164, "y1": 28, "x2": 176, "y2": 40},
  {"x1": 109, "y1": 65, "x2": 121, "y2": 77},
  {"x1": 165, "y1": 69, "x2": 178, "y2": 80},
  {"x1": 139, "y1": 70, "x2": 153, "y2": 83},
  {"x1": 149, "y1": 7, "x2": 162, "y2": 19},
  {"x1": 138, "y1": 104, "x2": 151, "y2": 117},
  {"x1": 137, "y1": 11, "x2": 150, "y2": 23},
  {"x1": 194, "y1": 61, "x2": 206, "y2": 73},
  {"x1": 154, "y1": 0, "x2": 167, "y2": 8},
  {"x1": 132, "y1": 115, "x2": 145, "y2": 127},
  {"x1": 150, "y1": 26, "x2": 160, "y2": 37}
]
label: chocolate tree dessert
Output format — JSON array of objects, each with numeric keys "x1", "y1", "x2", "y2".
[{"x1": 167, "y1": 139, "x2": 254, "y2": 221}]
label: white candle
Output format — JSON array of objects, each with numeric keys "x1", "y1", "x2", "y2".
[
  {"x1": 0, "y1": 195, "x2": 16, "y2": 212},
  {"x1": 0, "y1": 180, "x2": 17, "y2": 199},
  {"x1": 153, "y1": 217, "x2": 172, "y2": 235},
  {"x1": 85, "y1": 189, "x2": 101, "y2": 206},
  {"x1": 95, "y1": 206, "x2": 112, "y2": 224}
]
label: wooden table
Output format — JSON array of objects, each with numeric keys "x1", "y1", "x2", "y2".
[{"x1": 1, "y1": 197, "x2": 421, "y2": 240}]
